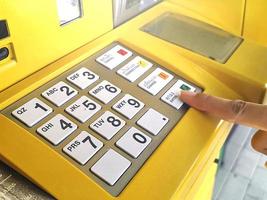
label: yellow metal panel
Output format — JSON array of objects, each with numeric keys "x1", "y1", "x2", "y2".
[
  {"x1": 0, "y1": 6, "x2": 239, "y2": 198},
  {"x1": 167, "y1": 0, "x2": 245, "y2": 35},
  {"x1": 0, "y1": 0, "x2": 113, "y2": 92},
  {"x1": 0, "y1": 1, "x2": 266, "y2": 199},
  {"x1": 243, "y1": 0, "x2": 267, "y2": 47}
]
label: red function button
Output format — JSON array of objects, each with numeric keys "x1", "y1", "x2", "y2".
[{"x1": 117, "y1": 49, "x2": 128, "y2": 56}]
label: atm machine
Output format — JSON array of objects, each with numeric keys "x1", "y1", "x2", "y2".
[{"x1": 0, "y1": 0, "x2": 266, "y2": 199}]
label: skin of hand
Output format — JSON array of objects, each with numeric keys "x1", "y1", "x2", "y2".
[{"x1": 179, "y1": 91, "x2": 267, "y2": 167}]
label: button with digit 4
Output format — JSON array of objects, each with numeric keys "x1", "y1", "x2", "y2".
[
  {"x1": 89, "y1": 80, "x2": 121, "y2": 104},
  {"x1": 12, "y1": 98, "x2": 53, "y2": 127},
  {"x1": 65, "y1": 96, "x2": 101, "y2": 123},
  {"x1": 137, "y1": 108, "x2": 169, "y2": 136},
  {"x1": 67, "y1": 67, "x2": 99, "y2": 89},
  {"x1": 63, "y1": 131, "x2": 103, "y2": 165},
  {"x1": 96, "y1": 45, "x2": 132, "y2": 70},
  {"x1": 91, "y1": 149, "x2": 131, "y2": 186},
  {"x1": 37, "y1": 114, "x2": 77, "y2": 145},
  {"x1": 90, "y1": 111, "x2": 125, "y2": 140},
  {"x1": 138, "y1": 68, "x2": 173, "y2": 95},
  {"x1": 42, "y1": 81, "x2": 78, "y2": 106},
  {"x1": 116, "y1": 127, "x2": 151, "y2": 158},
  {"x1": 161, "y1": 80, "x2": 196, "y2": 110},
  {"x1": 112, "y1": 94, "x2": 144, "y2": 119}
]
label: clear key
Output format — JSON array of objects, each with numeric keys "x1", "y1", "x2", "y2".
[{"x1": 12, "y1": 98, "x2": 53, "y2": 127}]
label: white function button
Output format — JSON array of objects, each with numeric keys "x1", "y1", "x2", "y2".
[
  {"x1": 37, "y1": 114, "x2": 77, "y2": 145},
  {"x1": 67, "y1": 67, "x2": 99, "y2": 89},
  {"x1": 96, "y1": 45, "x2": 132, "y2": 70},
  {"x1": 89, "y1": 80, "x2": 121, "y2": 104},
  {"x1": 91, "y1": 149, "x2": 131, "y2": 186},
  {"x1": 116, "y1": 127, "x2": 151, "y2": 158},
  {"x1": 90, "y1": 111, "x2": 125, "y2": 140},
  {"x1": 112, "y1": 94, "x2": 144, "y2": 119},
  {"x1": 63, "y1": 131, "x2": 103, "y2": 165},
  {"x1": 137, "y1": 108, "x2": 169, "y2": 136},
  {"x1": 42, "y1": 81, "x2": 78, "y2": 106},
  {"x1": 138, "y1": 68, "x2": 173, "y2": 95},
  {"x1": 12, "y1": 98, "x2": 53, "y2": 127},
  {"x1": 117, "y1": 56, "x2": 153, "y2": 82},
  {"x1": 161, "y1": 80, "x2": 196, "y2": 110},
  {"x1": 65, "y1": 96, "x2": 101, "y2": 123}
]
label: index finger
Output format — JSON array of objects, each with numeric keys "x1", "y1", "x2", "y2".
[{"x1": 179, "y1": 91, "x2": 267, "y2": 131}]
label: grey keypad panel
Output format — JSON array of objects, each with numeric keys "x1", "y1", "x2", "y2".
[{"x1": 2, "y1": 42, "x2": 201, "y2": 196}]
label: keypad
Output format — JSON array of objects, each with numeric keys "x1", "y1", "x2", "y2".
[{"x1": 5, "y1": 42, "x2": 201, "y2": 196}]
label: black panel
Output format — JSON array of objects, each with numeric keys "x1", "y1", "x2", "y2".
[{"x1": 0, "y1": 20, "x2": 9, "y2": 39}]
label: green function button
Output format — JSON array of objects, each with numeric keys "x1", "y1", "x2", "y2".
[{"x1": 180, "y1": 84, "x2": 191, "y2": 91}]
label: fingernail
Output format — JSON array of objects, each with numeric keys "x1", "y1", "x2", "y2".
[{"x1": 178, "y1": 91, "x2": 197, "y2": 97}]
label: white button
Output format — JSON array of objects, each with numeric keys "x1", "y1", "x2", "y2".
[
  {"x1": 138, "y1": 68, "x2": 173, "y2": 95},
  {"x1": 96, "y1": 45, "x2": 132, "y2": 70},
  {"x1": 117, "y1": 56, "x2": 153, "y2": 82},
  {"x1": 63, "y1": 131, "x2": 103, "y2": 165},
  {"x1": 89, "y1": 80, "x2": 121, "y2": 104},
  {"x1": 137, "y1": 108, "x2": 169, "y2": 135},
  {"x1": 91, "y1": 149, "x2": 131, "y2": 185},
  {"x1": 116, "y1": 127, "x2": 151, "y2": 158},
  {"x1": 37, "y1": 114, "x2": 77, "y2": 145},
  {"x1": 12, "y1": 98, "x2": 53, "y2": 127},
  {"x1": 161, "y1": 80, "x2": 196, "y2": 110},
  {"x1": 90, "y1": 111, "x2": 125, "y2": 140},
  {"x1": 67, "y1": 67, "x2": 99, "y2": 89},
  {"x1": 42, "y1": 81, "x2": 78, "y2": 106},
  {"x1": 65, "y1": 96, "x2": 101, "y2": 123},
  {"x1": 112, "y1": 94, "x2": 144, "y2": 119}
]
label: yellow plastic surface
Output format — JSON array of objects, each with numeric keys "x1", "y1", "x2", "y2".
[
  {"x1": 0, "y1": 0, "x2": 113, "y2": 92},
  {"x1": 0, "y1": 1, "x2": 266, "y2": 199},
  {"x1": 243, "y1": 0, "x2": 267, "y2": 47},
  {"x1": 167, "y1": 0, "x2": 246, "y2": 35}
]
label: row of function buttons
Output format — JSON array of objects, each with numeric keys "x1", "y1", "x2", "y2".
[{"x1": 10, "y1": 44, "x2": 195, "y2": 187}]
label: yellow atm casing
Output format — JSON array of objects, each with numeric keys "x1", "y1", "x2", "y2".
[{"x1": 0, "y1": 1, "x2": 266, "y2": 200}]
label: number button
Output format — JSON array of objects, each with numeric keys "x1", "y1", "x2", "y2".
[
  {"x1": 137, "y1": 108, "x2": 169, "y2": 136},
  {"x1": 116, "y1": 127, "x2": 151, "y2": 158},
  {"x1": 67, "y1": 67, "x2": 99, "y2": 89},
  {"x1": 42, "y1": 81, "x2": 78, "y2": 106},
  {"x1": 12, "y1": 98, "x2": 53, "y2": 127},
  {"x1": 90, "y1": 111, "x2": 125, "y2": 140},
  {"x1": 89, "y1": 80, "x2": 121, "y2": 104},
  {"x1": 91, "y1": 149, "x2": 131, "y2": 186},
  {"x1": 161, "y1": 80, "x2": 196, "y2": 109},
  {"x1": 65, "y1": 96, "x2": 101, "y2": 123},
  {"x1": 112, "y1": 94, "x2": 144, "y2": 119},
  {"x1": 63, "y1": 131, "x2": 103, "y2": 165},
  {"x1": 37, "y1": 114, "x2": 77, "y2": 145}
]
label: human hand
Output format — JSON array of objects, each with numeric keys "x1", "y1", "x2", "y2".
[{"x1": 179, "y1": 91, "x2": 267, "y2": 164}]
